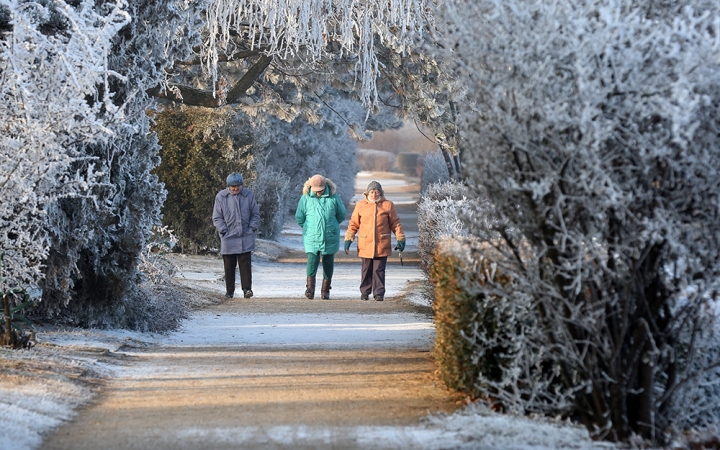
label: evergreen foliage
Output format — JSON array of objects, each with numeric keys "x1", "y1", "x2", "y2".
[{"x1": 153, "y1": 107, "x2": 255, "y2": 253}]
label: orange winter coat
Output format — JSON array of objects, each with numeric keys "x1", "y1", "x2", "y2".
[{"x1": 345, "y1": 196, "x2": 405, "y2": 258}]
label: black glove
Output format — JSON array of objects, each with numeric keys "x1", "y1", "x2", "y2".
[
  {"x1": 344, "y1": 240, "x2": 352, "y2": 255},
  {"x1": 394, "y1": 239, "x2": 405, "y2": 251}
]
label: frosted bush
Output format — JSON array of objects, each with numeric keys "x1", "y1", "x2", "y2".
[
  {"x1": 247, "y1": 159, "x2": 292, "y2": 240},
  {"x1": 32, "y1": 0, "x2": 204, "y2": 327},
  {"x1": 438, "y1": 0, "x2": 720, "y2": 443},
  {"x1": 420, "y1": 149, "x2": 449, "y2": 193},
  {"x1": 417, "y1": 181, "x2": 475, "y2": 279},
  {"x1": 0, "y1": 0, "x2": 129, "y2": 295}
]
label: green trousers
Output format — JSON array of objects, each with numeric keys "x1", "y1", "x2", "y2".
[{"x1": 306, "y1": 251, "x2": 334, "y2": 280}]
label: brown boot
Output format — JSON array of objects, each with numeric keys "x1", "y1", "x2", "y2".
[
  {"x1": 305, "y1": 276, "x2": 316, "y2": 299},
  {"x1": 321, "y1": 279, "x2": 331, "y2": 300}
]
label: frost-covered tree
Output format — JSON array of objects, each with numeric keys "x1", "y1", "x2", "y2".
[
  {"x1": 33, "y1": 0, "x2": 205, "y2": 329},
  {"x1": 155, "y1": 0, "x2": 431, "y2": 107},
  {"x1": 153, "y1": 0, "x2": 464, "y2": 178},
  {"x1": 257, "y1": 94, "x2": 372, "y2": 207},
  {"x1": 438, "y1": 0, "x2": 720, "y2": 443},
  {"x1": 0, "y1": 0, "x2": 129, "y2": 296}
]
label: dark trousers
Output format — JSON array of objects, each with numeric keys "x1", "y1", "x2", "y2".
[
  {"x1": 360, "y1": 257, "x2": 387, "y2": 297},
  {"x1": 223, "y1": 252, "x2": 252, "y2": 295}
]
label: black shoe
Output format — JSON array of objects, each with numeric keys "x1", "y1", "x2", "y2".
[
  {"x1": 243, "y1": 289, "x2": 253, "y2": 299},
  {"x1": 374, "y1": 295, "x2": 384, "y2": 301},
  {"x1": 361, "y1": 294, "x2": 369, "y2": 300},
  {"x1": 225, "y1": 292, "x2": 234, "y2": 298}
]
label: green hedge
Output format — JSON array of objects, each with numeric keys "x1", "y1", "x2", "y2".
[
  {"x1": 431, "y1": 249, "x2": 512, "y2": 399},
  {"x1": 152, "y1": 107, "x2": 254, "y2": 253}
]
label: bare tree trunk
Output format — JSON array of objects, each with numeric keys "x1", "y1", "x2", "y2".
[
  {"x1": 440, "y1": 147, "x2": 456, "y2": 179},
  {"x1": 3, "y1": 293, "x2": 15, "y2": 347},
  {"x1": 453, "y1": 154, "x2": 462, "y2": 177},
  {"x1": 636, "y1": 344, "x2": 656, "y2": 440},
  {"x1": 448, "y1": 101, "x2": 462, "y2": 179}
]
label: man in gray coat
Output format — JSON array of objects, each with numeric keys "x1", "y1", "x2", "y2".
[{"x1": 212, "y1": 172, "x2": 260, "y2": 298}]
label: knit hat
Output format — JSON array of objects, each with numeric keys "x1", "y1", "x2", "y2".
[
  {"x1": 365, "y1": 181, "x2": 383, "y2": 196},
  {"x1": 226, "y1": 172, "x2": 244, "y2": 186},
  {"x1": 309, "y1": 174, "x2": 326, "y2": 193}
]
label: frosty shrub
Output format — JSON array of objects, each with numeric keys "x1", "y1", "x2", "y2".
[
  {"x1": 246, "y1": 158, "x2": 291, "y2": 241},
  {"x1": 356, "y1": 149, "x2": 396, "y2": 172},
  {"x1": 431, "y1": 240, "x2": 519, "y2": 399},
  {"x1": 132, "y1": 226, "x2": 187, "y2": 332},
  {"x1": 420, "y1": 149, "x2": 450, "y2": 193},
  {"x1": 0, "y1": 0, "x2": 128, "y2": 299},
  {"x1": 33, "y1": 0, "x2": 204, "y2": 328},
  {"x1": 431, "y1": 247, "x2": 479, "y2": 395},
  {"x1": 395, "y1": 152, "x2": 421, "y2": 177},
  {"x1": 153, "y1": 107, "x2": 256, "y2": 253},
  {"x1": 439, "y1": 0, "x2": 720, "y2": 443},
  {"x1": 416, "y1": 181, "x2": 474, "y2": 279}
]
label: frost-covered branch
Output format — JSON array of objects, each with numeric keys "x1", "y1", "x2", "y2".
[
  {"x1": 435, "y1": 0, "x2": 720, "y2": 443},
  {"x1": 201, "y1": 0, "x2": 431, "y2": 107},
  {"x1": 0, "y1": 0, "x2": 129, "y2": 293}
]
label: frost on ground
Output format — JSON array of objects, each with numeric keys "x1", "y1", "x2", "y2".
[{"x1": 0, "y1": 345, "x2": 106, "y2": 450}]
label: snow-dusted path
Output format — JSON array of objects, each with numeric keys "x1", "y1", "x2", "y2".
[{"x1": 40, "y1": 265, "x2": 465, "y2": 450}]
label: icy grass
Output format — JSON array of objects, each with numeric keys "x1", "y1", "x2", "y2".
[{"x1": 0, "y1": 347, "x2": 100, "y2": 450}]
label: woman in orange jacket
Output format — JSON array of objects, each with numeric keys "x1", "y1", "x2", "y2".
[{"x1": 344, "y1": 181, "x2": 405, "y2": 301}]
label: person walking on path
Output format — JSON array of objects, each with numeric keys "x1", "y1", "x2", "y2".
[
  {"x1": 296, "y1": 174, "x2": 347, "y2": 300},
  {"x1": 344, "y1": 181, "x2": 405, "y2": 301},
  {"x1": 213, "y1": 172, "x2": 260, "y2": 299}
]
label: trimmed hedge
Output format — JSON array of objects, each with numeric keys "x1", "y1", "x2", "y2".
[
  {"x1": 431, "y1": 244, "x2": 513, "y2": 399},
  {"x1": 431, "y1": 250, "x2": 481, "y2": 396}
]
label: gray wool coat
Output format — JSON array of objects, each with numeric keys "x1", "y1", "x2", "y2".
[{"x1": 212, "y1": 187, "x2": 260, "y2": 254}]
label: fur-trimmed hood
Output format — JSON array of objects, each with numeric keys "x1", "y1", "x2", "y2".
[{"x1": 302, "y1": 177, "x2": 338, "y2": 196}]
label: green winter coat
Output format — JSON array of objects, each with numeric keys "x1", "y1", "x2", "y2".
[{"x1": 295, "y1": 178, "x2": 347, "y2": 255}]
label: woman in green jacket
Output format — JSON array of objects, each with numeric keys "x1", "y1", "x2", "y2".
[{"x1": 295, "y1": 174, "x2": 347, "y2": 299}]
